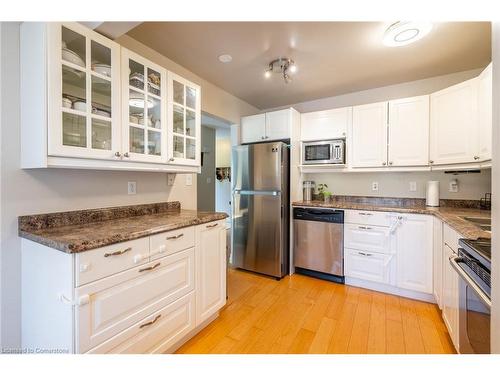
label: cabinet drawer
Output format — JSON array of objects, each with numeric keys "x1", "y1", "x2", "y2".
[
  {"x1": 345, "y1": 210, "x2": 391, "y2": 227},
  {"x1": 345, "y1": 248, "x2": 394, "y2": 284},
  {"x1": 150, "y1": 226, "x2": 195, "y2": 260},
  {"x1": 443, "y1": 223, "x2": 461, "y2": 254},
  {"x1": 76, "y1": 248, "x2": 195, "y2": 353},
  {"x1": 86, "y1": 291, "x2": 195, "y2": 354},
  {"x1": 75, "y1": 237, "x2": 149, "y2": 287},
  {"x1": 344, "y1": 223, "x2": 391, "y2": 254}
]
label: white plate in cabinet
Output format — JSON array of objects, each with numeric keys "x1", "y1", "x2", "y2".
[
  {"x1": 75, "y1": 248, "x2": 195, "y2": 353},
  {"x1": 149, "y1": 226, "x2": 195, "y2": 261},
  {"x1": 344, "y1": 210, "x2": 391, "y2": 227},
  {"x1": 344, "y1": 224, "x2": 391, "y2": 254},
  {"x1": 75, "y1": 237, "x2": 149, "y2": 287},
  {"x1": 345, "y1": 248, "x2": 395, "y2": 284},
  {"x1": 196, "y1": 220, "x2": 227, "y2": 325},
  {"x1": 87, "y1": 292, "x2": 195, "y2": 354},
  {"x1": 300, "y1": 107, "x2": 351, "y2": 141}
]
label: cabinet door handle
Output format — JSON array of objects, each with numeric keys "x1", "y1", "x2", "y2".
[
  {"x1": 166, "y1": 233, "x2": 184, "y2": 240},
  {"x1": 114, "y1": 151, "x2": 122, "y2": 157},
  {"x1": 139, "y1": 262, "x2": 161, "y2": 273},
  {"x1": 206, "y1": 223, "x2": 218, "y2": 229},
  {"x1": 358, "y1": 252, "x2": 373, "y2": 257},
  {"x1": 104, "y1": 247, "x2": 132, "y2": 257},
  {"x1": 359, "y1": 212, "x2": 373, "y2": 216},
  {"x1": 429, "y1": 160, "x2": 434, "y2": 164},
  {"x1": 389, "y1": 161, "x2": 393, "y2": 165},
  {"x1": 139, "y1": 314, "x2": 162, "y2": 329},
  {"x1": 382, "y1": 162, "x2": 387, "y2": 166},
  {"x1": 169, "y1": 158, "x2": 175, "y2": 162},
  {"x1": 123, "y1": 152, "x2": 130, "y2": 158},
  {"x1": 474, "y1": 156, "x2": 480, "y2": 160},
  {"x1": 358, "y1": 226, "x2": 372, "y2": 230}
]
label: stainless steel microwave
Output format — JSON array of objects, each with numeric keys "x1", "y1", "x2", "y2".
[{"x1": 302, "y1": 139, "x2": 345, "y2": 165}]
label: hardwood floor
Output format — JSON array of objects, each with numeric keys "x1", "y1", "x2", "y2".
[{"x1": 176, "y1": 268, "x2": 456, "y2": 354}]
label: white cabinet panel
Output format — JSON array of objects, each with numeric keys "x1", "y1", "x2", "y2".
[
  {"x1": 196, "y1": 220, "x2": 227, "y2": 325},
  {"x1": 430, "y1": 78, "x2": 479, "y2": 165},
  {"x1": 478, "y1": 63, "x2": 492, "y2": 161},
  {"x1": 344, "y1": 224, "x2": 390, "y2": 254},
  {"x1": 300, "y1": 107, "x2": 351, "y2": 141},
  {"x1": 433, "y1": 217, "x2": 443, "y2": 309},
  {"x1": 442, "y1": 243, "x2": 459, "y2": 350},
  {"x1": 395, "y1": 214, "x2": 433, "y2": 294},
  {"x1": 265, "y1": 109, "x2": 291, "y2": 141},
  {"x1": 388, "y1": 95, "x2": 430, "y2": 166},
  {"x1": 351, "y1": 102, "x2": 388, "y2": 167},
  {"x1": 87, "y1": 292, "x2": 195, "y2": 354},
  {"x1": 241, "y1": 113, "x2": 266, "y2": 143},
  {"x1": 76, "y1": 248, "x2": 195, "y2": 353},
  {"x1": 149, "y1": 226, "x2": 195, "y2": 261},
  {"x1": 345, "y1": 248, "x2": 394, "y2": 284}
]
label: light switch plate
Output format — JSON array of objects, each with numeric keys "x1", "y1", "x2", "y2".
[
  {"x1": 409, "y1": 181, "x2": 417, "y2": 192},
  {"x1": 449, "y1": 179, "x2": 459, "y2": 193},
  {"x1": 167, "y1": 174, "x2": 175, "y2": 186},
  {"x1": 207, "y1": 177, "x2": 212, "y2": 184},
  {"x1": 127, "y1": 181, "x2": 137, "y2": 195},
  {"x1": 372, "y1": 182, "x2": 379, "y2": 191},
  {"x1": 185, "y1": 174, "x2": 193, "y2": 186}
]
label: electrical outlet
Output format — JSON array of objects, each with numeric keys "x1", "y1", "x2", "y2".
[
  {"x1": 372, "y1": 182, "x2": 379, "y2": 191},
  {"x1": 207, "y1": 177, "x2": 212, "y2": 184},
  {"x1": 185, "y1": 174, "x2": 193, "y2": 186},
  {"x1": 409, "y1": 181, "x2": 417, "y2": 192},
  {"x1": 449, "y1": 179, "x2": 459, "y2": 193},
  {"x1": 167, "y1": 174, "x2": 175, "y2": 186},
  {"x1": 127, "y1": 181, "x2": 137, "y2": 195}
]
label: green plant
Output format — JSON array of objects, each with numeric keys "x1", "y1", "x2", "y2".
[{"x1": 316, "y1": 183, "x2": 330, "y2": 200}]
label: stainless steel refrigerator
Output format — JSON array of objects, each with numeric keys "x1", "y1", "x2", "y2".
[{"x1": 231, "y1": 142, "x2": 289, "y2": 279}]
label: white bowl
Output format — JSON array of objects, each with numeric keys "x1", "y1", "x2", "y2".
[
  {"x1": 129, "y1": 116, "x2": 139, "y2": 124},
  {"x1": 62, "y1": 97, "x2": 72, "y2": 108},
  {"x1": 92, "y1": 64, "x2": 111, "y2": 77},
  {"x1": 73, "y1": 101, "x2": 86, "y2": 112},
  {"x1": 62, "y1": 48, "x2": 85, "y2": 67}
]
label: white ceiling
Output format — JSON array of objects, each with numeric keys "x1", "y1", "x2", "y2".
[{"x1": 127, "y1": 22, "x2": 491, "y2": 109}]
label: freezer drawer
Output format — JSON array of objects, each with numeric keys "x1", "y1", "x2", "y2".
[
  {"x1": 232, "y1": 191, "x2": 287, "y2": 278},
  {"x1": 293, "y1": 218, "x2": 343, "y2": 276}
]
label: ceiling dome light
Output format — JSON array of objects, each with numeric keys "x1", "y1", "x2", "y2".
[
  {"x1": 218, "y1": 54, "x2": 233, "y2": 63},
  {"x1": 383, "y1": 21, "x2": 433, "y2": 47}
]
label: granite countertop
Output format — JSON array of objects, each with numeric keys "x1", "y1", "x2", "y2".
[
  {"x1": 18, "y1": 201, "x2": 228, "y2": 254},
  {"x1": 292, "y1": 197, "x2": 491, "y2": 240}
]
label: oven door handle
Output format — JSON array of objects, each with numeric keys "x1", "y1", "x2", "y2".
[{"x1": 449, "y1": 255, "x2": 491, "y2": 309}]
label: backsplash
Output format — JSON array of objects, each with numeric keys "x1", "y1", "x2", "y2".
[{"x1": 304, "y1": 169, "x2": 492, "y2": 200}]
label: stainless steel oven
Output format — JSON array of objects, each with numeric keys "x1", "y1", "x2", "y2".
[
  {"x1": 450, "y1": 238, "x2": 491, "y2": 354},
  {"x1": 301, "y1": 139, "x2": 345, "y2": 165}
]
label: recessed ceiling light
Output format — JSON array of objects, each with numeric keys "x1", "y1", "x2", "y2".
[
  {"x1": 383, "y1": 21, "x2": 433, "y2": 47},
  {"x1": 218, "y1": 54, "x2": 233, "y2": 63}
]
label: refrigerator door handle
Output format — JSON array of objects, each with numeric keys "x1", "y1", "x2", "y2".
[{"x1": 233, "y1": 190, "x2": 281, "y2": 196}]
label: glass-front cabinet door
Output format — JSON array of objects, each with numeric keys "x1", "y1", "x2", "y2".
[
  {"x1": 48, "y1": 23, "x2": 120, "y2": 159},
  {"x1": 167, "y1": 73, "x2": 201, "y2": 166},
  {"x1": 121, "y1": 48, "x2": 167, "y2": 163}
]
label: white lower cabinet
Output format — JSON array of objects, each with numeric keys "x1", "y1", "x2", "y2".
[
  {"x1": 345, "y1": 249, "x2": 394, "y2": 284},
  {"x1": 21, "y1": 219, "x2": 227, "y2": 354},
  {"x1": 196, "y1": 221, "x2": 227, "y2": 325}
]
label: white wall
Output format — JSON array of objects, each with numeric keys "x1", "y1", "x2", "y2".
[
  {"x1": 305, "y1": 169, "x2": 492, "y2": 200},
  {"x1": 491, "y1": 22, "x2": 500, "y2": 354},
  {"x1": 0, "y1": 22, "x2": 257, "y2": 350}
]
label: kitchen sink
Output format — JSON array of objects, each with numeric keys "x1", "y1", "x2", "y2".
[{"x1": 461, "y1": 216, "x2": 491, "y2": 232}]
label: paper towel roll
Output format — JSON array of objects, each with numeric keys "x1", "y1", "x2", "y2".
[{"x1": 426, "y1": 181, "x2": 440, "y2": 207}]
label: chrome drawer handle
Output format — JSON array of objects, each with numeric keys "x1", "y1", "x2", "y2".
[
  {"x1": 104, "y1": 247, "x2": 132, "y2": 257},
  {"x1": 139, "y1": 262, "x2": 161, "y2": 273},
  {"x1": 206, "y1": 223, "x2": 218, "y2": 228},
  {"x1": 166, "y1": 233, "x2": 184, "y2": 240},
  {"x1": 358, "y1": 226, "x2": 373, "y2": 230},
  {"x1": 359, "y1": 212, "x2": 373, "y2": 216},
  {"x1": 358, "y1": 252, "x2": 373, "y2": 257},
  {"x1": 139, "y1": 314, "x2": 162, "y2": 329}
]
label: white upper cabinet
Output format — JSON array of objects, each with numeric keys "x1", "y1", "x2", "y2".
[
  {"x1": 351, "y1": 102, "x2": 388, "y2": 167},
  {"x1": 241, "y1": 114, "x2": 266, "y2": 143},
  {"x1": 388, "y1": 95, "x2": 430, "y2": 167},
  {"x1": 43, "y1": 23, "x2": 121, "y2": 160},
  {"x1": 167, "y1": 73, "x2": 201, "y2": 166},
  {"x1": 478, "y1": 63, "x2": 492, "y2": 161},
  {"x1": 121, "y1": 48, "x2": 167, "y2": 163},
  {"x1": 395, "y1": 214, "x2": 433, "y2": 294},
  {"x1": 265, "y1": 109, "x2": 291, "y2": 141},
  {"x1": 240, "y1": 109, "x2": 293, "y2": 143},
  {"x1": 430, "y1": 78, "x2": 479, "y2": 165},
  {"x1": 300, "y1": 107, "x2": 351, "y2": 141}
]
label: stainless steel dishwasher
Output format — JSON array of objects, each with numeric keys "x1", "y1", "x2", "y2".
[{"x1": 293, "y1": 207, "x2": 344, "y2": 283}]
